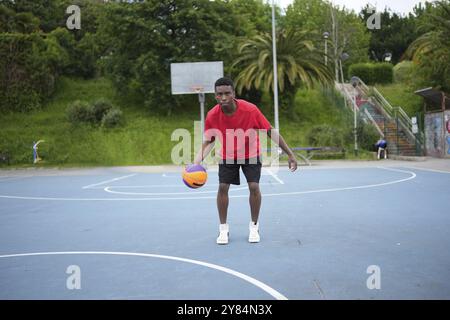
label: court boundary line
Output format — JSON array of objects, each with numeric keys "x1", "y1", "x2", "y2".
[
  {"x1": 0, "y1": 251, "x2": 288, "y2": 300},
  {"x1": 0, "y1": 167, "x2": 416, "y2": 201},
  {"x1": 264, "y1": 168, "x2": 284, "y2": 185},
  {"x1": 82, "y1": 174, "x2": 137, "y2": 189},
  {"x1": 103, "y1": 185, "x2": 248, "y2": 196},
  {"x1": 401, "y1": 166, "x2": 450, "y2": 174}
]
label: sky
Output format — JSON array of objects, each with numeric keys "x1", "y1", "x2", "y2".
[{"x1": 275, "y1": 0, "x2": 431, "y2": 15}]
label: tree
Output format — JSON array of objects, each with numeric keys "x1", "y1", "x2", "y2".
[
  {"x1": 285, "y1": 0, "x2": 370, "y2": 82},
  {"x1": 406, "y1": 1, "x2": 450, "y2": 92},
  {"x1": 97, "y1": 0, "x2": 245, "y2": 114},
  {"x1": 360, "y1": 6, "x2": 419, "y2": 64},
  {"x1": 0, "y1": 4, "x2": 40, "y2": 33},
  {"x1": 232, "y1": 29, "x2": 333, "y2": 118},
  {"x1": 3, "y1": 0, "x2": 69, "y2": 33}
]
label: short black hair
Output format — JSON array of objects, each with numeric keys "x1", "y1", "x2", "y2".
[{"x1": 215, "y1": 77, "x2": 234, "y2": 90}]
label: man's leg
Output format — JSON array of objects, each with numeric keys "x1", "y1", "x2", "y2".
[
  {"x1": 248, "y1": 182, "x2": 261, "y2": 243},
  {"x1": 248, "y1": 182, "x2": 261, "y2": 223},
  {"x1": 217, "y1": 183, "x2": 230, "y2": 224}
]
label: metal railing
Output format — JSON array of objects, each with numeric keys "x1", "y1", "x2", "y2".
[{"x1": 351, "y1": 78, "x2": 425, "y2": 155}]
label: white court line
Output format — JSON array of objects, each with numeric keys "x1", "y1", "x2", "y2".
[
  {"x1": 264, "y1": 168, "x2": 284, "y2": 185},
  {"x1": 89, "y1": 182, "x2": 275, "y2": 189},
  {"x1": 0, "y1": 251, "x2": 288, "y2": 300},
  {"x1": 401, "y1": 166, "x2": 450, "y2": 174},
  {"x1": 104, "y1": 185, "x2": 248, "y2": 196},
  {"x1": 0, "y1": 167, "x2": 416, "y2": 201},
  {"x1": 82, "y1": 174, "x2": 137, "y2": 189},
  {"x1": 257, "y1": 167, "x2": 416, "y2": 198}
]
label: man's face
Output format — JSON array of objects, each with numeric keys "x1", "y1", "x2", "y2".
[{"x1": 215, "y1": 85, "x2": 235, "y2": 109}]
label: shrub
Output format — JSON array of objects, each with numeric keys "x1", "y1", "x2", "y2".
[
  {"x1": 101, "y1": 108, "x2": 124, "y2": 128},
  {"x1": 357, "y1": 123, "x2": 380, "y2": 151},
  {"x1": 306, "y1": 124, "x2": 345, "y2": 147},
  {"x1": 349, "y1": 63, "x2": 374, "y2": 84},
  {"x1": 373, "y1": 63, "x2": 393, "y2": 84},
  {"x1": 66, "y1": 100, "x2": 95, "y2": 124},
  {"x1": 92, "y1": 98, "x2": 113, "y2": 122},
  {"x1": 348, "y1": 63, "x2": 393, "y2": 85}
]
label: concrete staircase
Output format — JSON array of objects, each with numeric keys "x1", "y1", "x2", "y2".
[{"x1": 337, "y1": 81, "x2": 424, "y2": 156}]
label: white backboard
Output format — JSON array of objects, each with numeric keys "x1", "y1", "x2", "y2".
[{"x1": 170, "y1": 61, "x2": 223, "y2": 94}]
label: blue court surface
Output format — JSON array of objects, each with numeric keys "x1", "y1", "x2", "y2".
[{"x1": 1, "y1": 160, "x2": 449, "y2": 300}]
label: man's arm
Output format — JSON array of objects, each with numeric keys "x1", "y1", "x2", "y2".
[
  {"x1": 267, "y1": 128, "x2": 298, "y2": 172},
  {"x1": 193, "y1": 140, "x2": 215, "y2": 165}
]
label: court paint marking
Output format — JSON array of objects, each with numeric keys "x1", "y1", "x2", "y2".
[
  {"x1": 92, "y1": 182, "x2": 275, "y2": 189},
  {"x1": 103, "y1": 185, "x2": 248, "y2": 196},
  {"x1": 0, "y1": 251, "x2": 288, "y2": 300},
  {"x1": 82, "y1": 174, "x2": 137, "y2": 189},
  {"x1": 0, "y1": 167, "x2": 416, "y2": 201},
  {"x1": 259, "y1": 167, "x2": 416, "y2": 197},
  {"x1": 102, "y1": 180, "x2": 279, "y2": 195},
  {"x1": 264, "y1": 168, "x2": 284, "y2": 185},
  {"x1": 402, "y1": 166, "x2": 450, "y2": 174}
]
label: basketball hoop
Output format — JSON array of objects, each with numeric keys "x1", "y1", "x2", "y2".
[{"x1": 190, "y1": 86, "x2": 204, "y2": 94}]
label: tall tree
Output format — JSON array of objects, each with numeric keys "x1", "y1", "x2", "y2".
[
  {"x1": 406, "y1": 1, "x2": 450, "y2": 92},
  {"x1": 232, "y1": 29, "x2": 333, "y2": 118},
  {"x1": 96, "y1": 0, "x2": 245, "y2": 114},
  {"x1": 360, "y1": 6, "x2": 419, "y2": 64},
  {"x1": 285, "y1": 0, "x2": 370, "y2": 81}
]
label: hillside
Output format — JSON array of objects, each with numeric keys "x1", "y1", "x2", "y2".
[{"x1": 0, "y1": 77, "x2": 372, "y2": 167}]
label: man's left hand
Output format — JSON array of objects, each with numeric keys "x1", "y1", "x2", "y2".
[{"x1": 288, "y1": 155, "x2": 298, "y2": 172}]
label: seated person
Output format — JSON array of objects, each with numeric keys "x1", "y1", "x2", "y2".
[{"x1": 375, "y1": 137, "x2": 387, "y2": 159}]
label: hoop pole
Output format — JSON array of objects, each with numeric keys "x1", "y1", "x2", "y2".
[{"x1": 199, "y1": 92, "x2": 205, "y2": 146}]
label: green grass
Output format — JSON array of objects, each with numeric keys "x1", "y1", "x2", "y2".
[
  {"x1": 0, "y1": 77, "x2": 196, "y2": 167},
  {"x1": 376, "y1": 82, "x2": 423, "y2": 117},
  {"x1": 0, "y1": 77, "x2": 375, "y2": 167}
]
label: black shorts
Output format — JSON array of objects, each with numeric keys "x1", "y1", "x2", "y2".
[{"x1": 218, "y1": 158, "x2": 262, "y2": 185}]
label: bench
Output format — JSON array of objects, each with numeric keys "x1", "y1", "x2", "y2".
[{"x1": 281, "y1": 147, "x2": 346, "y2": 165}]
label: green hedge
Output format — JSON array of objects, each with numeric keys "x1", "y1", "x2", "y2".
[{"x1": 348, "y1": 63, "x2": 393, "y2": 85}]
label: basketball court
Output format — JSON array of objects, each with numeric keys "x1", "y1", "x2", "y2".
[{"x1": 1, "y1": 159, "x2": 449, "y2": 299}]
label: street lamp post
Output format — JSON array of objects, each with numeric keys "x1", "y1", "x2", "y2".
[
  {"x1": 350, "y1": 76, "x2": 359, "y2": 156},
  {"x1": 271, "y1": 0, "x2": 279, "y2": 132},
  {"x1": 340, "y1": 52, "x2": 349, "y2": 84},
  {"x1": 323, "y1": 32, "x2": 329, "y2": 66}
]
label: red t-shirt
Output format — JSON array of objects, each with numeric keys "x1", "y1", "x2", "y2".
[{"x1": 204, "y1": 99, "x2": 272, "y2": 160}]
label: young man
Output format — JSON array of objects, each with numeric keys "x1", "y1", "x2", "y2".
[
  {"x1": 375, "y1": 137, "x2": 388, "y2": 159},
  {"x1": 194, "y1": 77, "x2": 298, "y2": 244}
]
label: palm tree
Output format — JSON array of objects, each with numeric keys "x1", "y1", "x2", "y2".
[
  {"x1": 406, "y1": 1, "x2": 450, "y2": 91},
  {"x1": 232, "y1": 28, "x2": 333, "y2": 117}
]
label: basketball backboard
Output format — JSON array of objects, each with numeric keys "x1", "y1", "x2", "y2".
[{"x1": 170, "y1": 61, "x2": 223, "y2": 95}]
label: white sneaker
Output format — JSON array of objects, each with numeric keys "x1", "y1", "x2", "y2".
[
  {"x1": 216, "y1": 224, "x2": 229, "y2": 245},
  {"x1": 248, "y1": 221, "x2": 260, "y2": 243}
]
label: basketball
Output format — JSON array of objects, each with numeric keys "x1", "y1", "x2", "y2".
[{"x1": 182, "y1": 164, "x2": 207, "y2": 189}]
